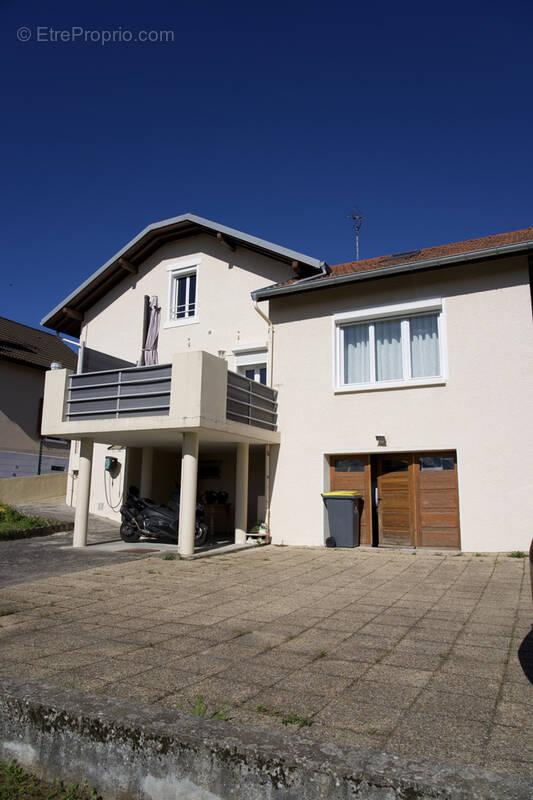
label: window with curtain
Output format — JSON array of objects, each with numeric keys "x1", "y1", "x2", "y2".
[{"x1": 337, "y1": 307, "x2": 443, "y2": 388}]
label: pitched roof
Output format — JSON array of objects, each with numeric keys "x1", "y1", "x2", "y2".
[
  {"x1": 0, "y1": 317, "x2": 78, "y2": 371},
  {"x1": 254, "y1": 225, "x2": 533, "y2": 300},
  {"x1": 41, "y1": 213, "x2": 327, "y2": 337},
  {"x1": 330, "y1": 226, "x2": 533, "y2": 278}
]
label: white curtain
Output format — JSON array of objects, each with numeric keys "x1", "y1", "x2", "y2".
[
  {"x1": 344, "y1": 324, "x2": 369, "y2": 383},
  {"x1": 375, "y1": 320, "x2": 402, "y2": 381},
  {"x1": 410, "y1": 314, "x2": 439, "y2": 377}
]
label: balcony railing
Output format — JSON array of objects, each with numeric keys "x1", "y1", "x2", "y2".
[
  {"x1": 67, "y1": 364, "x2": 171, "y2": 421},
  {"x1": 64, "y1": 360, "x2": 278, "y2": 432},
  {"x1": 226, "y1": 371, "x2": 277, "y2": 431}
]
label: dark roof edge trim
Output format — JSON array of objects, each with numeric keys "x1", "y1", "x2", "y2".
[
  {"x1": 252, "y1": 239, "x2": 533, "y2": 301},
  {"x1": 40, "y1": 213, "x2": 324, "y2": 329}
]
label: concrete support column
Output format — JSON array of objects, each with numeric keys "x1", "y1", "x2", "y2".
[
  {"x1": 140, "y1": 447, "x2": 154, "y2": 499},
  {"x1": 73, "y1": 438, "x2": 94, "y2": 548},
  {"x1": 178, "y1": 432, "x2": 199, "y2": 557},
  {"x1": 235, "y1": 442, "x2": 249, "y2": 545}
]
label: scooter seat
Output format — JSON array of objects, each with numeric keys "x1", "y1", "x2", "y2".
[{"x1": 144, "y1": 505, "x2": 177, "y2": 521}]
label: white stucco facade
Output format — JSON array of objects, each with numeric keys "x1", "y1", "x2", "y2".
[
  {"x1": 58, "y1": 233, "x2": 289, "y2": 524},
  {"x1": 41, "y1": 217, "x2": 533, "y2": 552},
  {"x1": 267, "y1": 256, "x2": 533, "y2": 552}
]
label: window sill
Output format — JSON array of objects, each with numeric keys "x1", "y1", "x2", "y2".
[
  {"x1": 163, "y1": 317, "x2": 200, "y2": 330},
  {"x1": 334, "y1": 377, "x2": 446, "y2": 394}
]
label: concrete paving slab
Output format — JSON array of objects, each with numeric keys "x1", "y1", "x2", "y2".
[{"x1": 0, "y1": 546, "x2": 532, "y2": 789}]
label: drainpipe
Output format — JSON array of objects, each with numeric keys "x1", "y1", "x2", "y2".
[
  {"x1": 252, "y1": 262, "x2": 328, "y2": 540},
  {"x1": 251, "y1": 260, "x2": 329, "y2": 384},
  {"x1": 252, "y1": 298, "x2": 274, "y2": 386},
  {"x1": 252, "y1": 298, "x2": 274, "y2": 538}
]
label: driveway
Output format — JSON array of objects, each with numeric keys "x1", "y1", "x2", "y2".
[
  {"x1": 0, "y1": 546, "x2": 531, "y2": 782},
  {"x1": 1, "y1": 498, "x2": 245, "y2": 589},
  {"x1": 0, "y1": 499, "x2": 152, "y2": 589}
]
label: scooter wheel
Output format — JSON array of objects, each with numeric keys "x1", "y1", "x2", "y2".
[
  {"x1": 194, "y1": 522, "x2": 208, "y2": 547},
  {"x1": 120, "y1": 522, "x2": 141, "y2": 543}
]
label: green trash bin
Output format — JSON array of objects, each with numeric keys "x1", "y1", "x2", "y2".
[{"x1": 322, "y1": 491, "x2": 363, "y2": 548}]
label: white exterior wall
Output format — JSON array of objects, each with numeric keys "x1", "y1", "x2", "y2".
[
  {"x1": 80, "y1": 234, "x2": 289, "y2": 368},
  {"x1": 66, "y1": 234, "x2": 290, "y2": 521},
  {"x1": 268, "y1": 256, "x2": 533, "y2": 552},
  {"x1": 67, "y1": 441, "x2": 126, "y2": 522}
]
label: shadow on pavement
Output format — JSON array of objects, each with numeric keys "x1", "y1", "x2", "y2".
[{"x1": 518, "y1": 627, "x2": 533, "y2": 684}]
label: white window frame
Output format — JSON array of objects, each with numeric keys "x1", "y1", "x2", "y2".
[
  {"x1": 333, "y1": 298, "x2": 447, "y2": 393},
  {"x1": 243, "y1": 364, "x2": 268, "y2": 384},
  {"x1": 233, "y1": 344, "x2": 269, "y2": 384},
  {"x1": 164, "y1": 256, "x2": 201, "y2": 328}
]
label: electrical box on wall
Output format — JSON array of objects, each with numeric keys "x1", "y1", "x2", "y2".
[{"x1": 105, "y1": 456, "x2": 118, "y2": 472}]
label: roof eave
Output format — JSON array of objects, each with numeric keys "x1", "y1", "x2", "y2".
[
  {"x1": 41, "y1": 214, "x2": 324, "y2": 335},
  {"x1": 254, "y1": 239, "x2": 533, "y2": 301}
]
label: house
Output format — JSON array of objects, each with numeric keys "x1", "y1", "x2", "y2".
[
  {"x1": 0, "y1": 317, "x2": 77, "y2": 478},
  {"x1": 40, "y1": 214, "x2": 533, "y2": 553}
]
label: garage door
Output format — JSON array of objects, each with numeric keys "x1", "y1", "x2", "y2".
[
  {"x1": 377, "y1": 456, "x2": 412, "y2": 547},
  {"x1": 329, "y1": 455, "x2": 372, "y2": 546},
  {"x1": 414, "y1": 452, "x2": 460, "y2": 549},
  {"x1": 330, "y1": 451, "x2": 460, "y2": 549}
]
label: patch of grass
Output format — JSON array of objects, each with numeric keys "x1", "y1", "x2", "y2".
[
  {"x1": 274, "y1": 543, "x2": 287, "y2": 547},
  {"x1": 312, "y1": 650, "x2": 328, "y2": 661},
  {"x1": 0, "y1": 608, "x2": 16, "y2": 617},
  {"x1": 0, "y1": 503, "x2": 51, "y2": 538},
  {"x1": 256, "y1": 704, "x2": 312, "y2": 728},
  {"x1": 0, "y1": 760, "x2": 102, "y2": 800},
  {"x1": 280, "y1": 712, "x2": 312, "y2": 728},
  {"x1": 187, "y1": 695, "x2": 229, "y2": 721},
  {"x1": 507, "y1": 551, "x2": 526, "y2": 559},
  {"x1": 164, "y1": 554, "x2": 177, "y2": 561},
  {"x1": 474, "y1": 553, "x2": 483, "y2": 557},
  {"x1": 364, "y1": 725, "x2": 379, "y2": 735},
  {"x1": 232, "y1": 630, "x2": 252, "y2": 639}
]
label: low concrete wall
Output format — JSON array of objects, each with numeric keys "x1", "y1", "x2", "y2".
[
  {"x1": 0, "y1": 472, "x2": 67, "y2": 504},
  {"x1": 0, "y1": 676, "x2": 530, "y2": 800}
]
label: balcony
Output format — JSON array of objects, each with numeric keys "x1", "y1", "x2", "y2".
[
  {"x1": 67, "y1": 364, "x2": 172, "y2": 421},
  {"x1": 42, "y1": 350, "x2": 279, "y2": 446}
]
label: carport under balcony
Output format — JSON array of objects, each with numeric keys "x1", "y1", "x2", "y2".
[{"x1": 41, "y1": 350, "x2": 279, "y2": 555}]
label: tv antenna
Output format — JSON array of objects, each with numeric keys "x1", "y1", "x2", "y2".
[{"x1": 346, "y1": 207, "x2": 363, "y2": 261}]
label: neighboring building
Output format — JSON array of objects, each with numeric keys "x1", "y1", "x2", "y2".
[
  {"x1": 0, "y1": 317, "x2": 77, "y2": 478},
  {"x1": 40, "y1": 214, "x2": 533, "y2": 553}
]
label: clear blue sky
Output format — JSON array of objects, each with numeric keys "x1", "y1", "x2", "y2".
[{"x1": 2, "y1": 0, "x2": 532, "y2": 334}]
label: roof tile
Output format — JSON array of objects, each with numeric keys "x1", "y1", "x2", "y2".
[
  {"x1": 330, "y1": 225, "x2": 533, "y2": 277},
  {"x1": 0, "y1": 317, "x2": 77, "y2": 371}
]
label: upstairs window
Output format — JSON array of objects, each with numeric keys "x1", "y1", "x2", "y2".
[
  {"x1": 244, "y1": 365, "x2": 267, "y2": 385},
  {"x1": 334, "y1": 299, "x2": 446, "y2": 391},
  {"x1": 170, "y1": 270, "x2": 196, "y2": 320},
  {"x1": 166, "y1": 258, "x2": 200, "y2": 327},
  {"x1": 233, "y1": 344, "x2": 268, "y2": 385}
]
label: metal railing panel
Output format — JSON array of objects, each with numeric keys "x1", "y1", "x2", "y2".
[
  {"x1": 226, "y1": 371, "x2": 278, "y2": 431},
  {"x1": 65, "y1": 362, "x2": 278, "y2": 431},
  {"x1": 67, "y1": 363, "x2": 172, "y2": 421}
]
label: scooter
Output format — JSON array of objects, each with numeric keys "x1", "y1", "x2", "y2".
[{"x1": 120, "y1": 486, "x2": 209, "y2": 547}]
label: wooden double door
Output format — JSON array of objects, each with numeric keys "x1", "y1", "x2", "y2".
[{"x1": 330, "y1": 451, "x2": 460, "y2": 549}]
